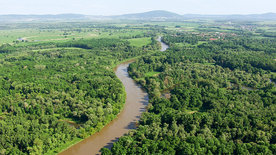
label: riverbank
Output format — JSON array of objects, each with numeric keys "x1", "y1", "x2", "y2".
[
  {"x1": 58, "y1": 59, "x2": 149, "y2": 155},
  {"x1": 53, "y1": 37, "x2": 168, "y2": 155}
]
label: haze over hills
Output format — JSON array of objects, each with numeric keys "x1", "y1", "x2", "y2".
[
  {"x1": 0, "y1": 10, "x2": 276, "y2": 22},
  {"x1": 111, "y1": 10, "x2": 183, "y2": 20},
  {"x1": 0, "y1": 14, "x2": 87, "y2": 22}
]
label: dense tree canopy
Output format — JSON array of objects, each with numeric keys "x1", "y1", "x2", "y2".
[
  {"x1": 105, "y1": 31, "x2": 276, "y2": 154},
  {"x1": 0, "y1": 35, "x2": 159, "y2": 154},
  {"x1": 0, "y1": 20, "x2": 275, "y2": 155}
]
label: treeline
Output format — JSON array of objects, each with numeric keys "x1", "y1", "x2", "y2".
[
  {"x1": 103, "y1": 32, "x2": 276, "y2": 154},
  {"x1": 162, "y1": 32, "x2": 276, "y2": 73},
  {"x1": 162, "y1": 34, "x2": 202, "y2": 45},
  {"x1": 57, "y1": 38, "x2": 127, "y2": 49}
]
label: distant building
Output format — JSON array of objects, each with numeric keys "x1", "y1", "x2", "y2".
[
  {"x1": 210, "y1": 38, "x2": 218, "y2": 41},
  {"x1": 17, "y1": 38, "x2": 28, "y2": 42}
]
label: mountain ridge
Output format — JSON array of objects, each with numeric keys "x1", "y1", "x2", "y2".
[
  {"x1": 0, "y1": 10, "x2": 276, "y2": 22},
  {"x1": 112, "y1": 10, "x2": 182, "y2": 19}
]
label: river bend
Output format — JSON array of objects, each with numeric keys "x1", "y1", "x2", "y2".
[{"x1": 59, "y1": 37, "x2": 168, "y2": 155}]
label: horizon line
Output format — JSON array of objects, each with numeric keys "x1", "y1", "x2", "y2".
[{"x1": 0, "y1": 10, "x2": 275, "y2": 16}]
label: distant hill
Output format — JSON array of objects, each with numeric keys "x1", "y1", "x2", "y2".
[
  {"x1": 0, "y1": 11, "x2": 275, "y2": 22},
  {"x1": 112, "y1": 10, "x2": 182, "y2": 20},
  {"x1": 0, "y1": 14, "x2": 87, "y2": 22},
  {"x1": 182, "y1": 12, "x2": 276, "y2": 20}
]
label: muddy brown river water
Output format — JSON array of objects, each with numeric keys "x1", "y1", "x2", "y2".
[{"x1": 59, "y1": 37, "x2": 168, "y2": 155}]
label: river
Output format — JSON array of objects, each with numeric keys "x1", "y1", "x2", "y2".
[
  {"x1": 157, "y1": 36, "x2": 169, "y2": 52},
  {"x1": 59, "y1": 37, "x2": 168, "y2": 155}
]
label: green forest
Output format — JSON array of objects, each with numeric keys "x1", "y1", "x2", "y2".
[
  {"x1": 0, "y1": 27, "x2": 159, "y2": 154},
  {"x1": 0, "y1": 20, "x2": 275, "y2": 155},
  {"x1": 103, "y1": 26, "x2": 276, "y2": 154}
]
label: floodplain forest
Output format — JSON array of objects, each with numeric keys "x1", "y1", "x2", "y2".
[{"x1": 0, "y1": 20, "x2": 275, "y2": 155}]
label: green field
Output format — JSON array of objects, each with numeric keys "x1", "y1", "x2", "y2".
[
  {"x1": 0, "y1": 25, "x2": 150, "y2": 45},
  {"x1": 144, "y1": 71, "x2": 160, "y2": 77},
  {"x1": 128, "y1": 37, "x2": 151, "y2": 47}
]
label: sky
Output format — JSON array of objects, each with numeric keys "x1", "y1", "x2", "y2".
[{"x1": 0, "y1": 0, "x2": 275, "y2": 15}]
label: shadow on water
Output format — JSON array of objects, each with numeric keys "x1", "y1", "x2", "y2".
[
  {"x1": 122, "y1": 68, "x2": 129, "y2": 77},
  {"x1": 141, "y1": 95, "x2": 149, "y2": 106},
  {"x1": 101, "y1": 120, "x2": 138, "y2": 153},
  {"x1": 101, "y1": 137, "x2": 120, "y2": 154},
  {"x1": 139, "y1": 109, "x2": 146, "y2": 112},
  {"x1": 122, "y1": 68, "x2": 128, "y2": 72},
  {"x1": 124, "y1": 121, "x2": 137, "y2": 130}
]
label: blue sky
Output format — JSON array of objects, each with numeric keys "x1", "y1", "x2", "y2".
[{"x1": 0, "y1": 0, "x2": 275, "y2": 15}]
